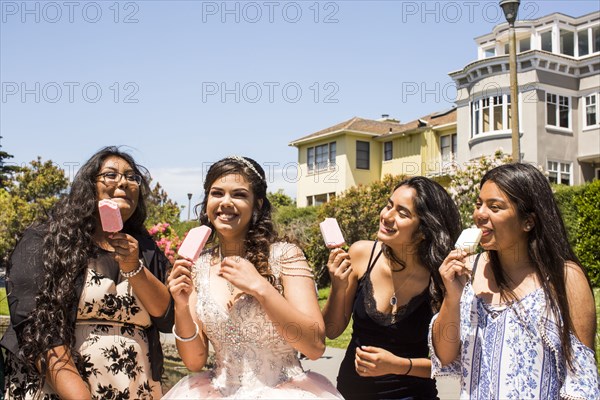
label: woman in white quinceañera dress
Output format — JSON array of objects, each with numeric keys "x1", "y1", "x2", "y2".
[{"x1": 163, "y1": 156, "x2": 343, "y2": 399}]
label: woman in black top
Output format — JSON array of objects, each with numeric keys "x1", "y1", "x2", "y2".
[
  {"x1": 322, "y1": 177, "x2": 461, "y2": 399},
  {"x1": 1, "y1": 147, "x2": 173, "y2": 399}
]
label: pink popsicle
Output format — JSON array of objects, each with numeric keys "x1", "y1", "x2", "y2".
[
  {"x1": 320, "y1": 218, "x2": 345, "y2": 249},
  {"x1": 177, "y1": 226, "x2": 212, "y2": 262},
  {"x1": 98, "y1": 199, "x2": 123, "y2": 232}
]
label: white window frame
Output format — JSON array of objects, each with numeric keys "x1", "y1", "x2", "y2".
[
  {"x1": 547, "y1": 160, "x2": 572, "y2": 185},
  {"x1": 559, "y1": 28, "x2": 575, "y2": 57},
  {"x1": 576, "y1": 24, "x2": 600, "y2": 57},
  {"x1": 470, "y1": 93, "x2": 512, "y2": 137},
  {"x1": 583, "y1": 93, "x2": 599, "y2": 129},
  {"x1": 306, "y1": 142, "x2": 336, "y2": 173},
  {"x1": 440, "y1": 133, "x2": 457, "y2": 170},
  {"x1": 546, "y1": 92, "x2": 571, "y2": 130},
  {"x1": 539, "y1": 28, "x2": 553, "y2": 53}
]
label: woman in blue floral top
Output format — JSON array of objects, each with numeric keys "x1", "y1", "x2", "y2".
[{"x1": 430, "y1": 163, "x2": 599, "y2": 399}]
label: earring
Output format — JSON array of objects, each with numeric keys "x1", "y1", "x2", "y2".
[{"x1": 525, "y1": 225, "x2": 532, "y2": 231}]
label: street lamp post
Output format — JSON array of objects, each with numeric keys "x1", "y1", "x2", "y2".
[
  {"x1": 500, "y1": 0, "x2": 521, "y2": 163},
  {"x1": 187, "y1": 193, "x2": 193, "y2": 221}
]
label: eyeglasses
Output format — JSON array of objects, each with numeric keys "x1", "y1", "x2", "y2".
[{"x1": 97, "y1": 172, "x2": 142, "y2": 186}]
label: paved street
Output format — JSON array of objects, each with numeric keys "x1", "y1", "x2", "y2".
[{"x1": 301, "y1": 347, "x2": 460, "y2": 400}]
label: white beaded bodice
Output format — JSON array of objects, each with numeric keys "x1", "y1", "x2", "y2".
[{"x1": 194, "y1": 244, "x2": 305, "y2": 396}]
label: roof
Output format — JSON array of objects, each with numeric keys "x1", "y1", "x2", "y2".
[
  {"x1": 377, "y1": 107, "x2": 457, "y2": 139},
  {"x1": 289, "y1": 117, "x2": 401, "y2": 146}
]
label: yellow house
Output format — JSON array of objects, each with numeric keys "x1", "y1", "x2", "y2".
[{"x1": 289, "y1": 109, "x2": 457, "y2": 207}]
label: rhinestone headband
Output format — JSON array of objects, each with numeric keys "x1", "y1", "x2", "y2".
[{"x1": 226, "y1": 156, "x2": 263, "y2": 181}]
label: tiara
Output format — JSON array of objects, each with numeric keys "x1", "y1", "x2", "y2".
[{"x1": 226, "y1": 156, "x2": 263, "y2": 181}]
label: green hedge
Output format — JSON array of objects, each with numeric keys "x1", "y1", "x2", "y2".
[{"x1": 572, "y1": 180, "x2": 600, "y2": 286}]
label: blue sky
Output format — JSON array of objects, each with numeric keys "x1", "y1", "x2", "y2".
[{"x1": 1, "y1": 0, "x2": 598, "y2": 217}]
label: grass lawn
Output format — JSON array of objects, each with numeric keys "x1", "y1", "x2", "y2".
[
  {"x1": 318, "y1": 287, "x2": 352, "y2": 350},
  {"x1": 0, "y1": 288, "x2": 8, "y2": 316}
]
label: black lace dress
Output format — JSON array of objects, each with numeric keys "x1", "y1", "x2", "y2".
[{"x1": 336, "y1": 242, "x2": 439, "y2": 400}]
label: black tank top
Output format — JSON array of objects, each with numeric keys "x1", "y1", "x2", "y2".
[{"x1": 336, "y1": 241, "x2": 439, "y2": 400}]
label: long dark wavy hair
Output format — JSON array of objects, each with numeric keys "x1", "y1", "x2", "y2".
[
  {"x1": 480, "y1": 163, "x2": 592, "y2": 369},
  {"x1": 381, "y1": 176, "x2": 462, "y2": 312},
  {"x1": 18, "y1": 146, "x2": 150, "y2": 381},
  {"x1": 195, "y1": 156, "x2": 280, "y2": 289}
]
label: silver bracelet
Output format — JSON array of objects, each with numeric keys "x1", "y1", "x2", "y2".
[
  {"x1": 121, "y1": 259, "x2": 145, "y2": 279},
  {"x1": 172, "y1": 322, "x2": 199, "y2": 342}
]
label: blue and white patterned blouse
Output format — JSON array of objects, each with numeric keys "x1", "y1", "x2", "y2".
[{"x1": 428, "y1": 282, "x2": 599, "y2": 399}]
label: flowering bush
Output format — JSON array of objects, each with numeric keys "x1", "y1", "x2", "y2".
[
  {"x1": 148, "y1": 223, "x2": 182, "y2": 265},
  {"x1": 447, "y1": 150, "x2": 512, "y2": 228}
]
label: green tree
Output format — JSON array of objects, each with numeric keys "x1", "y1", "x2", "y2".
[
  {"x1": 0, "y1": 158, "x2": 68, "y2": 265},
  {"x1": 268, "y1": 189, "x2": 294, "y2": 208},
  {"x1": 304, "y1": 174, "x2": 405, "y2": 287},
  {"x1": 145, "y1": 181, "x2": 181, "y2": 227},
  {"x1": 0, "y1": 150, "x2": 21, "y2": 189}
]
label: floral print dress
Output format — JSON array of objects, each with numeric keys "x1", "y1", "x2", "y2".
[
  {"x1": 5, "y1": 254, "x2": 162, "y2": 400},
  {"x1": 428, "y1": 281, "x2": 600, "y2": 399}
]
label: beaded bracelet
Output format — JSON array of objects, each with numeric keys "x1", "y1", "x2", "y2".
[
  {"x1": 172, "y1": 322, "x2": 199, "y2": 342},
  {"x1": 121, "y1": 259, "x2": 145, "y2": 279},
  {"x1": 404, "y1": 358, "x2": 413, "y2": 375}
]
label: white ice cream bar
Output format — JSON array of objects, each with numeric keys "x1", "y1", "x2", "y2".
[
  {"x1": 98, "y1": 199, "x2": 123, "y2": 232},
  {"x1": 319, "y1": 218, "x2": 345, "y2": 249},
  {"x1": 454, "y1": 228, "x2": 482, "y2": 253},
  {"x1": 177, "y1": 226, "x2": 212, "y2": 262}
]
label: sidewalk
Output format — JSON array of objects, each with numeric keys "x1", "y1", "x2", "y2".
[{"x1": 301, "y1": 347, "x2": 460, "y2": 400}]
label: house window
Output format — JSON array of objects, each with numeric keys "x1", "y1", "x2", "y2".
[
  {"x1": 306, "y1": 196, "x2": 313, "y2": 206},
  {"x1": 541, "y1": 30, "x2": 553, "y2": 52},
  {"x1": 594, "y1": 25, "x2": 600, "y2": 53},
  {"x1": 440, "y1": 134, "x2": 457, "y2": 165},
  {"x1": 585, "y1": 94, "x2": 598, "y2": 127},
  {"x1": 314, "y1": 193, "x2": 328, "y2": 205},
  {"x1": 356, "y1": 141, "x2": 370, "y2": 170},
  {"x1": 546, "y1": 93, "x2": 570, "y2": 129},
  {"x1": 471, "y1": 94, "x2": 511, "y2": 136},
  {"x1": 384, "y1": 141, "x2": 393, "y2": 161},
  {"x1": 307, "y1": 148, "x2": 315, "y2": 172},
  {"x1": 560, "y1": 29, "x2": 575, "y2": 56},
  {"x1": 519, "y1": 37, "x2": 531, "y2": 52},
  {"x1": 578, "y1": 29, "x2": 589, "y2": 56},
  {"x1": 547, "y1": 161, "x2": 571, "y2": 185},
  {"x1": 307, "y1": 142, "x2": 336, "y2": 173},
  {"x1": 484, "y1": 47, "x2": 495, "y2": 58}
]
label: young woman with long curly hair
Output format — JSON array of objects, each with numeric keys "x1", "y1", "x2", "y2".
[
  {"x1": 1, "y1": 147, "x2": 173, "y2": 399},
  {"x1": 163, "y1": 156, "x2": 341, "y2": 399}
]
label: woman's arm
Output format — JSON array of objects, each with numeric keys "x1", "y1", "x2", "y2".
[
  {"x1": 432, "y1": 249, "x2": 469, "y2": 365},
  {"x1": 321, "y1": 241, "x2": 369, "y2": 339},
  {"x1": 109, "y1": 233, "x2": 171, "y2": 317},
  {"x1": 42, "y1": 345, "x2": 91, "y2": 400},
  {"x1": 168, "y1": 259, "x2": 209, "y2": 372},
  {"x1": 355, "y1": 346, "x2": 431, "y2": 378},
  {"x1": 564, "y1": 262, "x2": 596, "y2": 349},
  {"x1": 220, "y1": 244, "x2": 325, "y2": 360}
]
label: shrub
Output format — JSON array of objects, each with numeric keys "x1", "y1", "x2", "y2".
[{"x1": 574, "y1": 180, "x2": 600, "y2": 286}]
